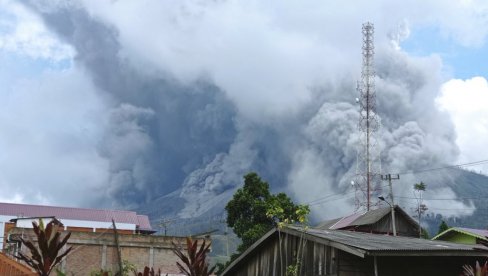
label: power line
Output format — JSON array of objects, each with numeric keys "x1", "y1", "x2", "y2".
[
  {"x1": 306, "y1": 189, "x2": 356, "y2": 205},
  {"x1": 396, "y1": 159, "x2": 488, "y2": 175},
  {"x1": 395, "y1": 196, "x2": 486, "y2": 201},
  {"x1": 302, "y1": 159, "x2": 488, "y2": 208},
  {"x1": 399, "y1": 201, "x2": 479, "y2": 211},
  {"x1": 305, "y1": 184, "x2": 391, "y2": 206},
  {"x1": 309, "y1": 194, "x2": 356, "y2": 207}
]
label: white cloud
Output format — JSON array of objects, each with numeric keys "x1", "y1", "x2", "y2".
[
  {"x1": 0, "y1": 0, "x2": 74, "y2": 61},
  {"x1": 7, "y1": 0, "x2": 487, "y2": 218},
  {"x1": 0, "y1": 68, "x2": 110, "y2": 207},
  {"x1": 77, "y1": 0, "x2": 488, "y2": 120},
  {"x1": 437, "y1": 77, "x2": 488, "y2": 174}
]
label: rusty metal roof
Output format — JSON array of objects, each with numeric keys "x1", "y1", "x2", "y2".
[
  {"x1": 0, "y1": 202, "x2": 152, "y2": 230},
  {"x1": 316, "y1": 206, "x2": 419, "y2": 230}
]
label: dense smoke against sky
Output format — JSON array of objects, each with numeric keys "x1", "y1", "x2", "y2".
[{"x1": 0, "y1": 0, "x2": 487, "y2": 219}]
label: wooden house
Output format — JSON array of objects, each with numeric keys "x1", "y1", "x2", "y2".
[
  {"x1": 316, "y1": 206, "x2": 419, "y2": 237},
  {"x1": 221, "y1": 225, "x2": 488, "y2": 276}
]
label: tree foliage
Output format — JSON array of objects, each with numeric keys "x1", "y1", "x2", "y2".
[
  {"x1": 413, "y1": 181, "x2": 428, "y2": 238},
  {"x1": 16, "y1": 219, "x2": 72, "y2": 276},
  {"x1": 413, "y1": 182, "x2": 426, "y2": 191},
  {"x1": 437, "y1": 220, "x2": 449, "y2": 235},
  {"x1": 225, "y1": 172, "x2": 308, "y2": 253}
]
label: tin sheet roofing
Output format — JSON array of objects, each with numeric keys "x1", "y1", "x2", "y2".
[
  {"x1": 330, "y1": 212, "x2": 364, "y2": 229},
  {"x1": 136, "y1": 215, "x2": 152, "y2": 230},
  {"x1": 288, "y1": 226, "x2": 488, "y2": 253},
  {"x1": 0, "y1": 202, "x2": 151, "y2": 229},
  {"x1": 221, "y1": 225, "x2": 488, "y2": 276},
  {"x1": 433, "y1": 227, "x2": 488, "y2": 241},
  {"x1": 316, "y1": 206, "x2": 418, "y2": 230},
  {"x1": 456, "y1": 227, "x2": 488, "y2": 239}
]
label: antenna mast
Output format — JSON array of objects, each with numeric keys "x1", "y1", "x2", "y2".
[{"x1": 355, "y1": 22, "x2": 381, "y2": 211}]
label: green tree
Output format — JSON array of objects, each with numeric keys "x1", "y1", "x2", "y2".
[
  {"x1": 437, "y1": 220, "x2": 449, "y2": 235},
  {"x1": 413, "y1": 181, "x2": 428, "y2": 238},
  {"x1": 225, "y1": 172, "x2": 306, "y2": 254}
]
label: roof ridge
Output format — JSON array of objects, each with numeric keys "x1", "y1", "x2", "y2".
[{"x1": 0, "y1": 201, "x2": 137, "y2": 214}]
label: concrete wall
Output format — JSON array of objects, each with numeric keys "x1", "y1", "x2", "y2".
[{"x1": 9, "y1": 228, "x2": 209, "y2": 275}]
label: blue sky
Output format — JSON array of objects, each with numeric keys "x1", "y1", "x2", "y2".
[{"x1": 401, "y1": 27, "x2": 488, "y2": 79}]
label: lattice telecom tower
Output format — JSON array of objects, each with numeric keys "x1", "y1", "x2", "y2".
[{"x1": 355, "y1": 22, "x2": 382, "y2": 211}]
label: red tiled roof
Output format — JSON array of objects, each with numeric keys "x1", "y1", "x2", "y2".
[{"x1": 0, "y1": 202, "x2": 151, "y2": 230}]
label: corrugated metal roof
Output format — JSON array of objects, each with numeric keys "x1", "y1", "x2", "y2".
[
  {"x1": 221, "y1": 225, "x2": 488, "y2": 275},
  {"x1": 136, "y1": 215, "x2": 152, "y2": 230},
  {"x1": 456, "y1": 227, "x2": 488, "y2": 239},
  {"x1": 316, "y1": 206, "x2": 418, "y2": 230},
  {"x1": 316, "y1": 217, "x2": 342, "y2": 229},
  {"x1": 330, "y1": 212, "x2": 364, "y2": 229},
  {"x1": 288, "y1": 226, "x2": 488, "y2": 253},
  {"x1": 0, "y1": 202, "x2": 152, "y2": 230},
  {"x1": 432, "y1": 227, "x2": 488, "y2": 241},
  {"x1": 350, "y1": 207, "x2": 391, "y2": 226}
]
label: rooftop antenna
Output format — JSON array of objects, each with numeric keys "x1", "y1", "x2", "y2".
[{"x1": 355, "y1": 22, "x2": 382, "y2": 211}]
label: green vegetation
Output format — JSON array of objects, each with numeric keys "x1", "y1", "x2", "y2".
[
  {"x1": 413, "y1": 181, "x2": 428, "y2": 238},
  {"x1": 225, "y1": 172, "x2": 308, "y2": 254},
  {"x1": 267, "y1": 198, "x2": 310, "y2": 276},
  {"x1": 219, "y1": 172, "x2": 310, "y2": 274},
  {"x1": 420, "y1": 227, "x2": 430, "y2": 239},
  {"x1": 437, "y1": 220, "x2": 450, "y2": 235}
]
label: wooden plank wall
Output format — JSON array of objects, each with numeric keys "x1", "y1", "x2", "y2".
[{"x1": 227, "y1": 231, "x2": 337, "y2": 276}]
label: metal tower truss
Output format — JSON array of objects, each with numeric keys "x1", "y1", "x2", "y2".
[{"x1": 355, "y1": 22, "x2": 382, "y2": 211}]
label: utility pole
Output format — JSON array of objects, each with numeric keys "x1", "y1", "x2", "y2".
[
  {"x1": 112, "y1": 219, "x2": 123, "y2": 276},
  {"x1": 159, "y1": 218, "x2": 175, "y2": 236},
  {"x1": 381, "y1": 174, "x2": 399, "y2": 236}
]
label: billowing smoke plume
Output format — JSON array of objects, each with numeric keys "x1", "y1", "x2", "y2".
[{"x1": 21, "y1": 0, "x2": 488, "y2": 221}]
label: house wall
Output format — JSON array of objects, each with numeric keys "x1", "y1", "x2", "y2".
[
  {"x1": 223, "y1": 232, "x2": 338, "y2": 276},
  {"x1": 309, "y1": 248, "x2": 484, "y2": 276},
  {"x1": 375, "y1": 256, "x2": 483, "y2": 276},
  {"x1": 15, "y1": 218, "x2": 136, "y2": 232},
  {"x1": 9, "y1": 228, "x2": 207, "y2": 275},
  {"x1": 224, "y1": 231, "x2": 486, "y2": 276},
  {"x1": 439, "y1": 233, "x2": 477, "y2": 245}
]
